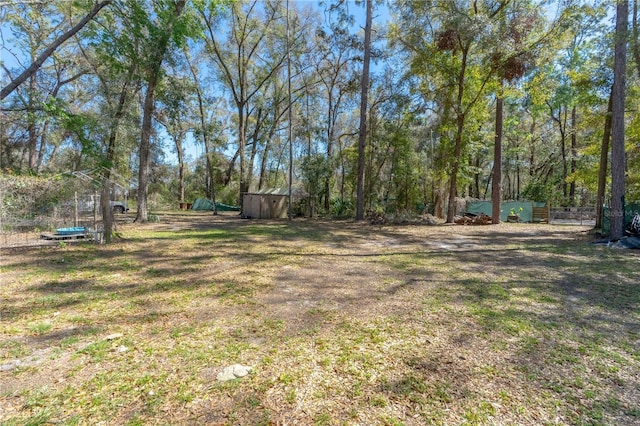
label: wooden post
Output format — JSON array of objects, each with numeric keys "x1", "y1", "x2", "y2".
[
  {"x1": 93, "y1": 189, "x2": 99, "y2": 230},
  {"x1": 74, "y1": 191, "x2": 79, "y2": 227}
]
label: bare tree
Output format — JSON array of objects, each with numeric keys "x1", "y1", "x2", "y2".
[{"x1": 200, "y1": 0, "x2": 288, "y2": 208}]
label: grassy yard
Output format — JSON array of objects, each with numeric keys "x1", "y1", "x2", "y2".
[{"x1": 1, "y1": 212, "x2": 639, "y2": 425}]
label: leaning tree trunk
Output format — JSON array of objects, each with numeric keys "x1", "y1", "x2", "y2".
[{"x1": 1, "y1": 1, "x2": 112, "y2": 100}]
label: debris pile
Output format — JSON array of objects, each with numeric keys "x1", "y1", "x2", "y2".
[
  {"x1": 591, "y1": 213, "x2": 640, "y2": 249},
  {"x1": 611, "y1": 213, "x2": 640, "y2": 248},
  {"x1": 454, "y1": 212, "x2": 492, "y2": 225},
  {"x1": 367, "y1": 209, "x2": 387, "y2": 225},
  {"x1": 420, "y1": 213, "x2": 439, "y2": 225}
]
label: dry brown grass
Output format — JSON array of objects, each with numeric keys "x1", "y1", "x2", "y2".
[{"x1": 1, "y1": 212, "x2": 639, "y2": 425}]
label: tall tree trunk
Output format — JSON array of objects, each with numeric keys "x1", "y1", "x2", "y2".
[
  {"x1": 27, "y1": 75, "x2": 38, "y2": 172},
  {"x1": 0, "y1": 117, "x2": 7, "y2": 169},
  {"x1": 446, "y1": 115, "x2": 465, "y2": 223},
  {"x1": 569, "y1": 105, "x2": 577, "y2": 205},
  {"x1": 237, "y1": 102, "x2": 247, "y2": 208},
  {"x1": 287, "y1": 0, "x2": 293, "y2": 220},
  {"x1": 446, "y1": 43, "x2": 470, "y2": 224},
  {"x1": 36, "y1": 121, "x2": 50, "y2": 173},
  {"x1": 324, "y1": 121, "x2": 333, "y2": 211},
  {"x1": 355, "y1": 0, "x2": 372, "y2": 221},
  {"x1": 529, "y1": 117, "x2": 536, "y2": 179},
  {"x1": 101, "y1": 184, "x2": 113, "y2": 244},
  {"x1": 435, "y1": 187, "x2": 444, "y2": 218},
  {"x1": 185, "y1": 51, "x2": 217, "y2": 214},
  {"x1": 338, "y1": 135, "x2": 347, "y2": 203},
  {"x1": 473, "y1": 157, "x2": 481, "y2": 198},
  {"x1": 136, "y1": 0, "x2": 186, "y2": 223},
  {"x1": 204, "y1": 149, "x2": 217, "y2": 214},
  {"x1": 102, "y1": 71, "x2": 133, "y2": 243},
  {"x1": 595, "y1": 90, "x2": 613, "y2": 229},
  {"x1": 324, "y1": 88, "x2": 336, "y2": 212},
  {"x1": 247, "y1": 108, "x2": 263, "y2": 190},
  {"x1": 632, "y1": 0, "x2": 640, "y2": 77},
  {"x1": 610, "y1": 0, "x2": 628, "y2": 239},
  {"x1": 365, "y1": 106, "x2": 377, "y2": 212},
  {"x1": 548, "y1": 102, "x2": 568, "y2": 203},
  {"x1": 561, "y1": 107, "x2": 568, "y2": 201},
  {"x1": 259, "y1": 115, "x2": 280, "y2": 190},
  {"x1": 492, "y1": 83, "x2": 504, "y2": 224},
  {"x1": 516, "y1": 151, "x2": 521, "y2": 199},
  {"x1": 176, "y1": 133, "x2": 185, "y2": 203},
  {"x1": 136, "y1": 79, "x2": 157, "y2": 223},
  {"x1": 259, "y1": 140, "x2": 271, "y2": 190}
]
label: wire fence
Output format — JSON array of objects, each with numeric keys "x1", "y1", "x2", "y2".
[
  {"x1": 0, "y1": 173, "x2": 129, "y2": 248},
  {"x1": 549, "y1": 207, "x2": 596, "y2": 225}
]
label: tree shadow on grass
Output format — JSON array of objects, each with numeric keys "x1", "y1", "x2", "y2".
[
  {"x1": 2, "y1": 219, "x2": 639, "y2": 424},
  {"x1": 377, "y1": 245, "x2": 640, "y2": 424}
]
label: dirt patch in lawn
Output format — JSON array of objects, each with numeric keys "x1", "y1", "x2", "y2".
[{"x1": 1, "y1": 212, "x2": 639, "y2": 425}]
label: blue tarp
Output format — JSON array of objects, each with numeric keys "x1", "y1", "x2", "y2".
[{"x1": 56, "y1": 227, "x2": 86, "y2": 235}]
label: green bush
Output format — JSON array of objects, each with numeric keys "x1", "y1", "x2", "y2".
[
  {"x1": 0, "y1": 174, "x2": 73, "y2": 219},
  {"x1": 330, "y1": 198, "x2": 354, "y2": 218}
]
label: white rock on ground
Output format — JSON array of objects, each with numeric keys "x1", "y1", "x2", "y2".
[
  {"x1": 216, "y1": 364, "x2": 252, "y2": 381},
  {"x1": 105, "y1": 333, "x2": 123, "y2": 340}
]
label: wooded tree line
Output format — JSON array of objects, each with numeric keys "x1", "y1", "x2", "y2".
[{"x1": 1, "y1": 0, "x2": 638, "y2": 234}]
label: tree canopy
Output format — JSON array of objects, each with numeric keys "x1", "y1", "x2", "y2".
[{"x1": 1, "y1": 0, "x2": 637, "y2": 231}]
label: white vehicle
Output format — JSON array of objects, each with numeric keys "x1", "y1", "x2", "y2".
[
  {"x1": 65, "y1": 195, "x2": 129, "y2": 214},
  {"x1": 109, "y1": 199, "x2": 129, "y2": 214}
]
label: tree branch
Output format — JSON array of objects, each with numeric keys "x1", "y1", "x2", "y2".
[{"x1": 1, "y1": 1, "x2": 112, "y2": 101}]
